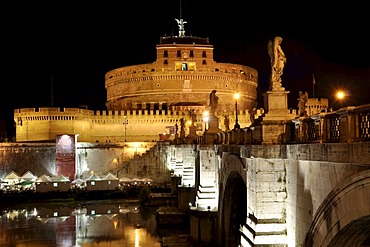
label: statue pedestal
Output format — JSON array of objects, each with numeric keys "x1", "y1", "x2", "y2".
[
  {"x1": 180, "y1": 129, "x2": 186, "y2": 139},
  {"x1": 187, "y1": 126, "x2": 198, "y2": 138},
  {"x1": 263, "y1": 90, "x2": 290, "y2": 117},
  {"x1": 203, "y1": 114, "x2": 221, "y2": 144},
  {"x1": 207, "y1": 115, "x2": 221, "y2": 133},
  {"x1": 262, "y1": 90, "x2": 296, "y2": 144},
  {"x1": 186, "y1": 126, "x2": 199, "y2": 143}
]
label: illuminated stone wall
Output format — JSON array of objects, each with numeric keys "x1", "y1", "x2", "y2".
[
  {"x1": 0, "y1": 143, "x2": 56, "y2": 178},
  {"x1": 306, "y1": 98, "x2": 329, "y2": 115},
  {"x1": 14, "y1": 107, "x2": 256, "y2": 143},
  {"x1": 105, "y1": 39, "x2": 258, "y2": 113},
  {"x1": 0, "y1": 142, "x2": 160, "y2": 181},
  {"x1": 240, "y1": 143, "x2": 370, "y2": 246}
]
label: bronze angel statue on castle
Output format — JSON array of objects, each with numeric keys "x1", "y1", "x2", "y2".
[{"x1": 267, "y1": 36, "x2": 287, "y2": 91}]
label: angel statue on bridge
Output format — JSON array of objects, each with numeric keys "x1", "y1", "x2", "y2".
[{"x1": 267, "y1": 36, "x2": 287, "y2": 91}]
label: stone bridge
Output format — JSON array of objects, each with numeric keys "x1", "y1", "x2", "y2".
[{"x1": 169, "y1": 104, "x2": 370, "y2": 247}]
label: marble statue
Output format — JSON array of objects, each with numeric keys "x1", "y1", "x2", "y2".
[
  {"x1": 268, "y1": 36, "x2": 287, "y2": 91},
  {"x1": 209, "y1": 90, "x2": 219, "y2": 114},
  {"x1": 298, "y1": 91, "x2": 309, "y2": 117}
]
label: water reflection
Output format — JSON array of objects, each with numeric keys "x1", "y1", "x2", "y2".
[{"x1": 0, "y1": 201, "x2": 177, "y2": 246}]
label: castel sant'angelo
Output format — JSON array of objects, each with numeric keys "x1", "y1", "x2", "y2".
[
  {"x1": 14, "y1": 18, "x2": 261, "y2": 145},
  {"x1": 6, "y1": 18, "x2": 328, "y2": 181}
]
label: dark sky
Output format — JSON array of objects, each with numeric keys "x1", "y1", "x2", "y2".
[{"x1": 1, "y1": 1, "x2": 370, "y2": 128}]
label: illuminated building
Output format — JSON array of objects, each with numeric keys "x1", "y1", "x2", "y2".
[{"x1": 14, "y1": 18, "x2": 259, "y2": 143}]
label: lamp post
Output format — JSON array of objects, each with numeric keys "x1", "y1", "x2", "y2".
[
  {"x1": 234, "y1": 93, "x2": 240, "y2": 129},
  {"x1": 123, "y1": 116, "x2": 128, "y2": 142},
  {"x1": 203, "y1": 111, "x2": 209, "y2": 131}
]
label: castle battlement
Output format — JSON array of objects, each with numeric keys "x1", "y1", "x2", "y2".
[
  {"x1": 14, "y1": 107, "x2": 93, "y2": 115},
  {"x1": 14, "y1": 106, "x2": 262, "y2": 143},
  {"x1": 16, "y1": 107, "x2": 258, "y2": 120}
]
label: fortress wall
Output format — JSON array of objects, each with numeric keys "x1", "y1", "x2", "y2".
[
  {"x1": 116, "y1": 142, "x2": 172, "y2": 183},
  {"x1": 106, "y1": 73, "x2": 257, "y2": 112},
  {"x1": 0, "y1": 143, "x2": 56, "y2": 178},
  {"x1": 14, "y1": 107, "x2": 255, "y2": 143},
  {"x1": 0, "y1": 142, "x2": 158, "y2": 180},
  {"x1": 105, "y1": 61, "x2": 258, "y2": 113},
  {"x1": 76, "y1": 143, "x2": 126, "y2": 177},
  {"x1": 105, "y1": 62, "x2": 257, "y2": 84}
]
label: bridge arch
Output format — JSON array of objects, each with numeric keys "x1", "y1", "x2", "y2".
[
  {"x1": 304, "y1": 169, "x2": 370, "y2": 247},
  {"x1": 218, "y1": 153, "x2": 247, "y2": 247}
]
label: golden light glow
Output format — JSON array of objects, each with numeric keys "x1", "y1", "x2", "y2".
[
  {"x1": 135, "y1": 228, "x2": 139, "y2": 247},
  {"x1": 203, "y1": 111, "x2": 209, "y2": 123},
  {"x1": 234, "y1": 93, "x2": 240, "y2": 100},
  {"x1": 112, "y1": 158, "x2": 118, "y2": 166},
  {"x1": 336, "y1": 91, "x2": 345, "y2": 99}
]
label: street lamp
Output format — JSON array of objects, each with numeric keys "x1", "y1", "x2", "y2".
[
  {"x1": 123, "y1": 116, "x2": 128, "y2": 142},
  {"x1": 203, "y1": 111, "x2": 209, "y2": 131},
  {"x1": 234, "y1": 93, "x2": 240, "y2": 129},
  {"x1": 335, "y1": 90, "x2": 346, "y2": 109}
]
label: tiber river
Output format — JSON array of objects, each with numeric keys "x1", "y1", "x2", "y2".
[{"x1": 0, "y1": 199, "x2": 189, "y2": 246}]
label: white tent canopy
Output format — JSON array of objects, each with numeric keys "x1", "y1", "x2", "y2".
[
  {"x1": 21, "y1": 170, "x2": 37, "y2": 181},
  {"x1": 119, "y1": 177, "x2": 132, "y2": 182}
]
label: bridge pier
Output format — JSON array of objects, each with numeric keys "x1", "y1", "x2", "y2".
[{"x1": 189, "y1": 209, "x2": 218, "y2": 246}]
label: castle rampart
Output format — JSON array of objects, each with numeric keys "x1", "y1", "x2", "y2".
[{"x1": 14, "y1": 107, "x2": 260, "y2": 143}]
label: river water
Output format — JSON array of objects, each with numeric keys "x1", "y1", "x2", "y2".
[{"x1": 0, "y1": 199, "x2": 189, "y2": 247}]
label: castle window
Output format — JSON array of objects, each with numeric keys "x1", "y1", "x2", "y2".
[
  {"x1": 202, "y1": 51, "x2": 207, "y2": 58},
  {"x1": 177, "y1": 50, "x2": 181, "y2": 57},
  {"x1": 202, "y1": 60, "x2": 207, "y2": 65},
  {"x1": 182, "y1": 63, "x2": 188, "y2": 71},
  {"x1": 164, "y1": 60, "x2": 168, "y2": 65},
  {"x1": 175, "y1": 62, "x2": 190, "y2": 71},
  {"x1": 164, "y1": 50, "x2": 168, "y2": 57},
  {"x1": 190, "y1": 50, "x2": 194, "y2": 57},
  {"x1": 188, "y1": 62, "x2": 196, "y2": 71}
]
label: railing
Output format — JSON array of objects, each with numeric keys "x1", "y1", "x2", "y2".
[{"x1": 214, "y1": 104, "x2": 370, "y2": 145}]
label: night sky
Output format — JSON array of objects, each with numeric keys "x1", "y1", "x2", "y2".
[{"x1": 1, "y1": 1, "x2": 370, "y2": 132}]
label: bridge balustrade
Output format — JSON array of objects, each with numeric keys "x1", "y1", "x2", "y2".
[
  {"x1": 215, "y1": 124, "x2": 262, "y2": 145},
  {"x1": 357, "y1": 107, "x2": 370, "y2": 141},
  {"x1": 290, "y1": 105, "x2": 370, "y2": 143},
  {"x1": 214, "y1": 104, "x2": 370, "y2": 145}
]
